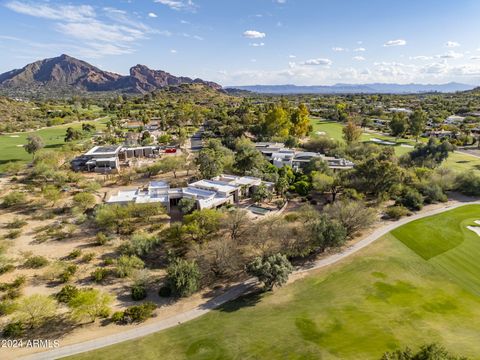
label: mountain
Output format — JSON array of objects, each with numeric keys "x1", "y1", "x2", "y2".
[
  {"x1": 0, "y1": 54, "x2": 221, "y2": 97},
  {"x1": 227, "y1": 82, "x2": 475, "y2": 94}
]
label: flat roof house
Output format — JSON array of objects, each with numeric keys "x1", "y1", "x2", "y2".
[{"x1": 106, "y1": 174, "x2": 272, "y2": 212}]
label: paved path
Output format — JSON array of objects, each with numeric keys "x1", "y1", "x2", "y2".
[{"x1": 20, "y1": 200, "x2": 480, "y2": 360}]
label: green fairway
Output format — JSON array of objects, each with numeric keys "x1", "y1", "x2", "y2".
[
  {"x1": 310, "y1": 118, "x2": 417, "y2": 156},
  {"x1": 0, "y1": 118, "x2": 108, "y2": 171},
  {"x1": 67, "y1": 205, "x2": 480, "y2": 360}
]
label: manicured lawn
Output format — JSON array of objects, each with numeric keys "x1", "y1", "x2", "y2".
[
  {"x1": 67, "y1": 205, "x2": 480, "y2": 360},
  {"x1": 0, "y1": 118, "x2": 108, "y2": 171}
]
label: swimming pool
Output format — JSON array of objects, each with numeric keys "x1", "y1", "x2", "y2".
[{"x1": 248, "y1": 205, "x2": 271, "y2": 215}]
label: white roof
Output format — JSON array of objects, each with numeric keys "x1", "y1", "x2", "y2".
[
  {"x1": 106, "y1": 189, "x2": 139, "y2": 203},
  {"x1": 189, "y1": 179, "x2": 238, "y2": 193}
]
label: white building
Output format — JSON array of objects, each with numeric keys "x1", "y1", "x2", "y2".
[{"x1": 106, "y1": 175, "x2": 273, "y2": 212}]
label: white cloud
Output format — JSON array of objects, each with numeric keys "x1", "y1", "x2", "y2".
[
  {"x1": 243, "y1": 30, "x2": 266, "y2": 39},
  {"x1": 410, "y1": 55, "x2": 433, "y2": 60},
  {"x1": 354, "y1": 47, "x2": 366, "y2": 52},
  {"x1": 302, "y1": 58, "x2": 332, "y2": 66},
  {"x1": 445, "y1": 41, "x2": 460, "y2": 48},
  {"x1": 250, "y1": 42, "x2": 265, "y2": 47},
  {"x1": 170, "y1": 49, "x2": 177, "y2": 53},
  {"x1": 154, "y1": 0, "x2": 197, "y2": 12},
  {"x1": 353, "y1": 56, "x2": 365, "y2": 61},
  {"x1": 332, "y1": 47, "x2": 346, "y2": 52},
  {"x1": 437, "y1": 51, "x2": 463, "y2": 59},
  {"x1": 383, "y1": 39, "x2": 407, "y2": 47},
  {"x1": 275, "y1": 0, "x2": 287, "y2": 3},
  {"x1": 148, "y1": 12, "x2": 158, "y2": 18},
  {"x1": 288, "y1": 54, "x2": 296, "y2": 58},
  {"x1": 4, "y1": 1, "x2": 164, "y2": 58},
  {"x1": 471, "y1": 56, "x2": 480, "y2": 60}
]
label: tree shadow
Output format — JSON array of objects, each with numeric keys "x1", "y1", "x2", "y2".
[{"x1": 214, "y1": 287, "x2": 264, "y2": 313}]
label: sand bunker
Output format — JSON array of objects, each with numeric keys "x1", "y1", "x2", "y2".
[
  {"x1": 467, "y1": 220, "x2": 480, "y2": 236},
  {"x1": 316, "y1": 131, "x2": 326, "y2": 135},
  {"x1": 370, "y1": 137, "x2": 396, "y2": 146},
  {"x1": 9, "y1": 135, "x2": 19, "y2": 138}
]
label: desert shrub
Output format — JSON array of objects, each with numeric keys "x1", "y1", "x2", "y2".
[
  {"x1": 284, "y1": 213, "x2": 299, "y2": 222},
  {"x1": 455, "y1": 171, "x2": 480, "y2": 196},
  {"x1": 131, "y1": 284, "x2": 147, "y2": 301},
  {"x1": 95, "y1": 232, "x2": 110, "y2": 246},
  {"x1": 384, "y1": 206, "x2": 411, "y2": 220},
  {"x1": 54, "y1": 285, "x2": 79, "y2": 304},
  {"x1": 5, "y1": 229, "x2": 22, "y2": 239},
  {"x1": 66, "y1": 249, "x2": 82, "y2": 260},
  {"x1": 59, "y1": 265, "x2": 78, "y2": 283},
  {"x1": 5, "y1": 218, "x2": 27, "y2": 229},
  {"x1": 0, "y1": 300, "x2": 16, "y2": 316},
  {"x1": 72, "y1": 192, "x2": 96, "y2": 211},
  {"x1": 2, "y1": 321, "x2": 25, "y2": 338},
  {"x1": 166, "y1": 258, "x2": 200, "y2": 297},
  {"x1": 23, "y1": 256, "x2": 49, "y2": 269},
  {"x1": 395, "y1": 186, "x2": 424, "y2": 211},
  {"x1": 120, "y1": 231, "x2": 159, "y2": 257},
  {"x1": 1, "y1": 192, "x2": 27, "y2": 208},
  {"x1": 113, "y1": 302, "x2": 156, "y2": 324},
  {"x1": 418, "y1": 183, "x2": 447, "y2": 204},
  {"x1": 158, "y1": 285, "x2": 172, "y2": 298},
  {"x1": 81, "y1": 252, "x2": 95, "y2": 263},
  {"x1": 115, "y1": 255, "x2": 144, "y2": 278},
  {"x1": 91, "y1": 268, "x2": 110, "y2": 283}
]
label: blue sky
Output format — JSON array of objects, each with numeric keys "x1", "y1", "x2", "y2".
[{"x1": 1, "y1": 0, "x2": 480, "y2": 85}]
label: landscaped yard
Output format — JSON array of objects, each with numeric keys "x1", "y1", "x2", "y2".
[
  {"x1": 66, "y1": 205, "x2": 480, "y2": 360},
  {"x1": 0, "y1": 118, "x2": 108, "y2": 171}
]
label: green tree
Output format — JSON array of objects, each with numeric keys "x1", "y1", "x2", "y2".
[
  {"x1": 166, "y1": 258, "x2": 201, "y2": 297},
  {"x1": 24, "y1": 135, "x2": 44, "y2": 158},
  {"x1": 246, "y1": 253, "x2": 293, "y2": 291},
  {"x1": 342, "y1": 121, "x2": 362, "y2": 144},
  {"x1": 252, "y1": 183, "x2": 273, "y2": 203},
  {"x1": 290, "y1": 103, "x2": 311, "y2": 137},
  {"x1": 408, "y1": 109, "x2": 427, "y2": 141},
  {"x1": 15, "y1": 294, "x2": 57, "y2": 328},
  {"x1": 183, "y1": 209, "x2": 223, "y2": 243},
  {"x1": 381, "y1": 343, "x2": 466, "y2": 360},
  {"x1": 72, "y1": 192, "x2": 96, "y2": 211},
  {"x1": 234, "y1": 138, "x2": 266, "y2": 174},
  {"x1": 389, "y1": 112, "x2": 408, "y2": 138},
  {"x1": 64, "y1": 127, "x2": 83, "y2": 142},
  {"x1": 178, "y1": 197, "x2": 197, "y2": 214},
  {"x1": 264, "y1": 105, "x2": 290, "y2": 138},
  {"x1": 68, "y1": 289, "x2": 113, "y2": 323}
]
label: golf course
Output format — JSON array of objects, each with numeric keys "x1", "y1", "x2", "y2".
[
  {"x1": 0, "y1": 118, "x2": 108, "y2": 171},
  {"x1": 66, "y1": 204, "x2": 480, "y2": 360},
  {"x1": 310, "y1": 118, "x2": 480, "y2": 173}
]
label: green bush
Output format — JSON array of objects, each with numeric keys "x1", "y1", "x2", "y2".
[
  {"x1": 0, "y1": 300, "x2": 16, "y2": 316},
  {"x1": 115, "y1": 255, "x2": 144, "y2": 278},
  {"x1": 111, "y1": 311, "x2": 124, "y2": 323},
  {"x1": 81, "y1": 252, "x2": 95, "y2": 263},
  {"x1": 5, "y1": 229, "x2": 22, "y2": 239},
  {"x1": 59, "y1": 265, "x2": 78, "y2": 283},
  {"x1": 91, "y1": 268, "x2": 109, "y2": 283},
  {"x1": 66, "y1": 249, "x2": 82, "y2": 260},
  {"x1": 95, "y1": 232, "x2": 110, "y2": 246},
  {"x1": 121, "y1": 302, "x2": 156, "y2": 324},
  {"x1": 5, "y1": 218, "x2": 27, "y2": 229},
  {"x1": 1, "y1": 192, "x2": 27, "y2": 208},
  {"x1": 395, "y1": 187, "x2": 424, "y2": 211},
  {"x1": 55, "y1": 285, "x2": 79, "y2": 304},
  {"x1": 166, "y1": 258, "x2": 200, "y2": 297},
  {"x1": 23, "y1": 256, "x2": 49, "y2": 269},
  {"x1": 2, "y1": 321, "x2": 24, "y2": 338},
  {"x1": 384, "y1": 206, "x2": 411, "y2": 220},
  {"x1": 131, "y1": 284, "x2": 147, "y2": 301}
]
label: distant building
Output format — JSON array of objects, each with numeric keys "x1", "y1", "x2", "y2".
[
  {"x1": 388, "y1": 107, "x2": 413, "y2": 114},
  {"x1": 106, "y1": 174, "x2": 273, "y2": 212},
  {"x1": 444, "y1": 115, "x2": 465, "y2": 125}
]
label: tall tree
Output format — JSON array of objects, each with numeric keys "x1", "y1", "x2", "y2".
[
  {"x1": 389, "y1": 112, "x2": 408, "y2": 138},
  {"x1": 24, "y1": 135, "x2": 44, "y2": 158},
  {"x1": 408, "y1": 109, "x2": 427, "y2": 141},
  {"x1": 342, "y1": 121, "x2": 362, "y2": 144}
]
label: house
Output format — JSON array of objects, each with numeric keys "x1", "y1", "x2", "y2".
[
  {"x1": 444, "y1": 115, "x2": 465, "y2": 125},
  {"x1": 71, "y1": 145, "x2": 162, "y2": 173},
  {"x1": 106, "y1": 174, "x2": 273, "y2": 212},
  {"x1": 388, "y1": 107, "x2": 413, "y2": 114},
  {"x1": 254, "y1": 142, "x2": 354, "y2": 171}
]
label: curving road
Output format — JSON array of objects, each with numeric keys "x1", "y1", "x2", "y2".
[{"x1": 19, "y1": 200, "x2": 480, "y2": 360}]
